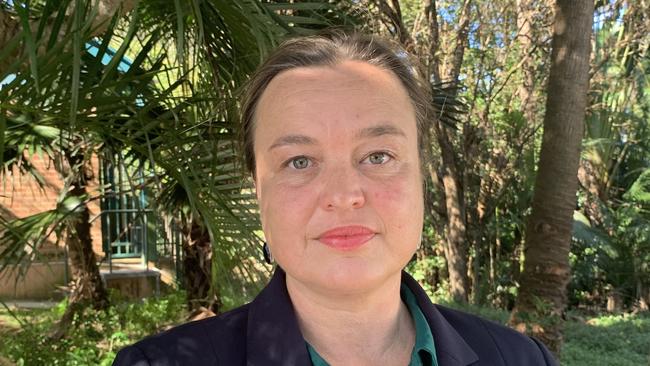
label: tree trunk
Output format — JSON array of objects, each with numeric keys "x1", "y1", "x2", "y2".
[
  {"x1": 517, "y1": 0, "x2": 538, "y2": 126},
  {"x1": 52, "y1": 148, "x2": 109, "y2": 339},
  {"x1": 510, "y1": 0, "x2": 594, "y2": 356},
  {"x1": 426, "y1": 0, "x2": 474, "y2": 304},
  {"x1": 443, "y1": 0, "x2": 472, "y2": 83},
  {"x1": 433, "y1": 123, "x2": 470, "y2": 303},
  {"x1": 423, "y1": 0, "x2": 441, "y2": 83},
  {"x1": 466, "y1": 212, "x2": 482, "y2": 304},
  {"x1": 181, "y1": 218, "x2": 220, "y2": 314}
]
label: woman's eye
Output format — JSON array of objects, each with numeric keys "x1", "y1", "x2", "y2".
[
  {"x1": 364, "y1": 152, "x2": 391, "y2": 165},
  {"x1": 289, "y1": 156, "x2": 311, "y2": 170}
]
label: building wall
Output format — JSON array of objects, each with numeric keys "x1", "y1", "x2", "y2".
[
  {"x1": 0, "y1": 262, "x2": 68, "y2": 300},
  {"x1": 0, "y1": 153, "x2": 104, "y2": 256},
  {"x1": 1, "y1": 153, "x2": 106, "y2": 299},
  {"x1": 1, "y1": 153, "x2": 181, "y2": 300}
]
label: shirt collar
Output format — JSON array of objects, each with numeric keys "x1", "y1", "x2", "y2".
[
  {"x1": 402, "y1": 284, "x2": 438, "y2": 365},
  {"x1": 401, "y1": 271, "x2": 479, "y2": 366}
]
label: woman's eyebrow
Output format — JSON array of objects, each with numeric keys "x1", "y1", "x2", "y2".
[
  {"x1": 268, "y1": 124, "x2": 404, "y2": 151},
  {"x1": 356, "y1": 124, "x2": 406, "y2": 139},
  {"x1": 268, "y1": 134, "x2": 316, "y2": 151}
]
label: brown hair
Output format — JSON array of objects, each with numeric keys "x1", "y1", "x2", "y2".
[{"x1": 240, "y1": 31, "x2": 431, "y2": 177}]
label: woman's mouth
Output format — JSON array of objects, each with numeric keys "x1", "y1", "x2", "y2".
[{"x1": 317, "y1": 225, "x2": 376, "y2": 250}]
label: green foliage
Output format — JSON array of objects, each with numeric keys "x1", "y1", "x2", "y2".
[
  {"x1": 572, "y1": 185, "x2": 650, "y2": 308},
  {"x1": 406, "y1": 255, "x2": 449, "y2": 301},
  {"x1": 0, "y1": 291, "x2": 186, "y2": 365},
  {"x1": 562, "y1": 313, "x2": 650, "y2": 366},
  {"x1": 438, "y1": 300, "x2": 511, "y2": 326},
  {"x1": 4, "y1": 294, "x2": 647, "y2": 366},
  {"x1": 437, "y1": 303, "x2": 650, "y2": 366},
  {"x1": 569, "y1": 0, "x2": 650, "y2": 311},
  {"x1": 625, "y1": 169, "x2": 650, "y2": 205}
]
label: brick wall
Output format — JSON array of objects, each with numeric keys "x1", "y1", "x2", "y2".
[{"x1": 0, "y1": 153, "x2": 104, "y2": 257}]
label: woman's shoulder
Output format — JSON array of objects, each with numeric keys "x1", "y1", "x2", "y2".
[
  {"x1": 432, "y1": 304, "x2": 558, "y2": 365},
  {"x1": 112, "y1": 304, "x2": 251, "y2": 366}
]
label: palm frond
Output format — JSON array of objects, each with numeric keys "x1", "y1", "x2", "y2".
[
  {"x1": 1, "y1": 0, "x2": 367, "y2": 306},
  {"x1": 431, "y1": 81, "x2": 467, "y2": 129}
]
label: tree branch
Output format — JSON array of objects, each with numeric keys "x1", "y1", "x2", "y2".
[{"x1": 445, "y1": 0, "x2": 472, "y2": 83}]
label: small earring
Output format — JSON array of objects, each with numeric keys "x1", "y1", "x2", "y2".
[
  {"x1": 417, "y1": 233, "x2": 423, "y2": 250},
  {"x1": 262, "y1": 242, "x2": 274, "y2": 264}
]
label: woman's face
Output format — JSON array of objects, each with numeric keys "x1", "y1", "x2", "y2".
[{"x1": 253, "y1": 60, "x2": 424, "y2": 294}]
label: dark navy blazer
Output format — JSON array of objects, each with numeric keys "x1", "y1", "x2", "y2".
[{"x1": 113, "y1": 268, "x2": 558, "y2": 365}]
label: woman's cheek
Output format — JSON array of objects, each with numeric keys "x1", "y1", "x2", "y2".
[
  {"x1": 370, "y1": 172, "x2": 423, "y2": 224},
  {"x1": 261, "y1": 181, "x2": 316, "y2": 228},
  {"x1": 370, "y1": 180, "x2": 404, "y2": 203},
  {"x1": 368, "y1": 164, "x2": 417, "y2": 201}
]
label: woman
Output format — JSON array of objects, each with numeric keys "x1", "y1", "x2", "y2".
[{"x1": 114, "y1": 32, "x2": 557, "y2": 366}]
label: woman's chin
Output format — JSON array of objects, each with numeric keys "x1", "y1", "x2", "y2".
[{"x1": 302, "y1": 261, "x2": 400, "y2": 296}]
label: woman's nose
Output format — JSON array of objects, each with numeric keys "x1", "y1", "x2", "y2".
[{"x1": 319, "y1": 164, "x2": 366, "y2": 211}]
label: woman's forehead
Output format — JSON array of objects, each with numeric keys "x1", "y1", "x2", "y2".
[
  {"x1": 255, "y1": 61, "x2": 415, "y2": 128},
  {"x1": 262, "y1": 60, "x2": 406, "y2": 99}
]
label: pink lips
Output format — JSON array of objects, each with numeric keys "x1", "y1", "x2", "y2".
[{"x1": 317, "y1": 225, "x2": 375, "y2": 251}]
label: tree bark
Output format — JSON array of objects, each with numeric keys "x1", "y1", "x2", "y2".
[
  {"x1": 517, "y1": 0, "x2": 537, "y2": 126},
  {"x1": 52, "y1": 148, "x2": 109, "y2": 339},
  {"x1": 433, "y1": 122, "x2": 470, "y2": 303},
  {"x1": 510, "y1": 0, "x2": 594, "y2": 356},
  {"x1": 443, "y1": 0, "x2": 472, "y2": 83},
  {"x1": 181, "y1": 218, "x2": 220, "y2": 314},
  {"x1": 423, "y1": 0, "x2": 441, "y2": 83}
]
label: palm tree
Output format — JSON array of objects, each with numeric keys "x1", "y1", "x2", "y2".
[
  {"x1": 1, "y1": 0, "x2": 347, "y2": 336},
  {"x1": 509, "y1": 0, "x2": 594, "y2": 355}
]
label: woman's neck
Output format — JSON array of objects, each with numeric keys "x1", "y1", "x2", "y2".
[{"x1": 285, "y1": 273, "x2": 415, "y2": 366}]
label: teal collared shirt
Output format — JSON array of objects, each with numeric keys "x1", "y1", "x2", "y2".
[{"x1": 306, "y1": 285, "x2": 438, "y2": 366}]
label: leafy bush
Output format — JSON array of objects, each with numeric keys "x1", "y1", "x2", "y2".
[
  {"x1": 2, "y1": 293, "x2": 648, "y2": 366},
  {"x1": 406, "y1": 255, "x2": 449, "y2": 301},
  {"x1": 440, "y1": 302, "x2": 650, "y2": 366},
  {"x1": 562, "y1": 312, "x2": 650, "y2": 366},
  {"x1": 0, "y1": 291, "x2": 186, "y2": 365}
]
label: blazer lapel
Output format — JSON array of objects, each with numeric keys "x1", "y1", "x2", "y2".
[
  {"x1": 402, "y1": 272, "x2": 479, "y2": 366},
  {"x1": 246, "y1": 268, "x2": 312, "y2": 366},
  {"x1": 246, "y1": 268, "x2": 478, "y2": 366}
]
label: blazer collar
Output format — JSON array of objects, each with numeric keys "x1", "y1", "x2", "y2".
[
  {"x1": 246, "y1": 267, "x2": 478, "y2": 366},
  {"x1": 246, "y1": 268, "x2": 312, "y2": 365}
]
